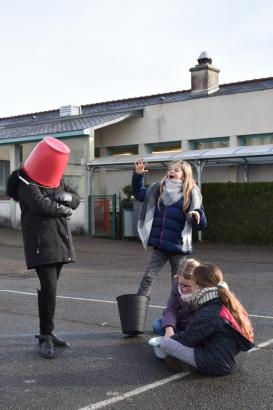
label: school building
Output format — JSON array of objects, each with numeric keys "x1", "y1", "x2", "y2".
[{"x1": 1, "y1": 51, "x2": 273, "y2": 235}]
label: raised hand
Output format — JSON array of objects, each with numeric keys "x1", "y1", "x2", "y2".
[{"x1": 135, "y1": 159, "x2": 148, "y2": 174}]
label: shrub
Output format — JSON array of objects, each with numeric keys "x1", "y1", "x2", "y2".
[{"x1": 201, "y1": 182, "x2": 273, "y2": 245}]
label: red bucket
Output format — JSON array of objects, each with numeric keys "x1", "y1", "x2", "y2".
[{"x1": 23, "y1": 137, "x2": 70, "y2": 187}]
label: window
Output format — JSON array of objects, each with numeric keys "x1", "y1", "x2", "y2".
[
  {"x1": 191, "y1": 137, "x2": 229, "y2": 150},
  {"x1": 95, "y1": 147, "x2": 100, "y2": 158},
  {"x1": 146, "y1": 141, "x2": 182, "y2": 154},
  {"x1": 239, "y1": 133, "x2": 273, "y2": 146},
  {"x1": 107, "y1": 145, "x2": 138, "y2": 156},
  {"x1": 0, "y1": 160, "x2": 10, "y2": 195}
]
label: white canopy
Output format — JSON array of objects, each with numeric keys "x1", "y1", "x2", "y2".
[{"x1": 87, "y1": 144, "x2": 273, "y2": 169}]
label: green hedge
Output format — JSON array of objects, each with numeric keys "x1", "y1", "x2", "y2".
[{"x1": 201, "y1": 182, "x2": 273, "y2": 245}]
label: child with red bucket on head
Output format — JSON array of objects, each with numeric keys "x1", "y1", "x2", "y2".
[
  {"x1": 6, "y1": 136, "x2": 80, "y2": 358},
  {"x1": 159, "y1": 263, "x2": 254, "y2": 376},
  {"x1": 153, "y1": 258, "x2": 200, "y2": 337}
]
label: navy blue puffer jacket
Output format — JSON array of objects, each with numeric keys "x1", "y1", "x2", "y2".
[
  {"x1": 173, "y1": 299, "x2": 254, "y2": 376},
  {"x1": 132, "y1": 172, "x2": 207, "y2": 255}
]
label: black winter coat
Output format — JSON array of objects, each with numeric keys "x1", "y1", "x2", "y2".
[
  {"x1": 173, "y1": 299, "x2": 254, "y2": 376},
  {"x1": 9, "y1": 170, "x2": 80, "y2": 269}
]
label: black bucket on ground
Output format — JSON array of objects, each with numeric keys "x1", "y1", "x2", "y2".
[{"x1": 116, "y1": 294, "x2": 150, "y2": 336}]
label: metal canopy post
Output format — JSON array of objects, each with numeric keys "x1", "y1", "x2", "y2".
[
  {"x1": 86, "y1": 165, "x2": 96, "y2": 234},
  {"x1": 192, "y1": 160, "x2": 206, "y2": 192},
  {"x1": 241, "y1": 158, "x2": 249, "y2": 182},
  {"x1": 192, "y1": 160, "x2": 206, "y2": 242}
]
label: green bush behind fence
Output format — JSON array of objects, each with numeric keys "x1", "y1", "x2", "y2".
[{"x1": 201, "y1": 182, "x2": 273, "y2": 245}]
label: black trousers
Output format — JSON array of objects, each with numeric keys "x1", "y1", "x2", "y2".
[{"x1": 36, "y1": 263, "x2": 63, "y2": 335}]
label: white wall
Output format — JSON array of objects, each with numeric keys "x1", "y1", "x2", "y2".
[
  {"x1": 97, "y1": 89, "x2": 273, "y2": 147},
  {"x1": 0, "y1": 200, "x2": 12, "y2": 226},
  {"x1": 1, "y1": 200, "x2": 85, "y2": 231}
]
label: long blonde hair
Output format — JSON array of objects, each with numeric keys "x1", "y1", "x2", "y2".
[
  {"x1": 158, "y1": 160, "x2": 199, "y2": 211},
  {"x1": 193, "y1": 264, "x2": 254, "y2": 342}
]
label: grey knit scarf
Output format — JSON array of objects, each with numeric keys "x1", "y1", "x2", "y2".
[{"x1": 193, "y1": 287, "x2": 219, "y2": 306}]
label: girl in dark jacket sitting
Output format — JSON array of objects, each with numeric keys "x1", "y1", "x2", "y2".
[
  {"x1": 160, "y1": 264, "x2": 254, "y2": 376},
  {"x1": 6, "y1": 137, "x2": 80, "y2": 359},
  {"x1": 132, "y1": 159, "x2": 207, "y2": 297}
]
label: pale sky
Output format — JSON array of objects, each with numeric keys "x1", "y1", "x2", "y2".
[{"x1": 1, "y1": 0, "x2": 273, "y2": 117}]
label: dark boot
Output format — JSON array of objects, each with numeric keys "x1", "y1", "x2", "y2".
[
  {"x1": 35, "y1": 333, "x2": 70, "y2": 348},
  {"x1": 39, "y1": 335, "x2": 54, "y2": 358},
  {"x1": 52, "y1": 333, "x2": 70, "y2": 347}
]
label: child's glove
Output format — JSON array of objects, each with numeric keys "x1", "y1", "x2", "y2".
[
  {"x1": 54, "y1": 191, "x2": 73, "y2": 206},
  {"x1": 56, "y1": 203, "x2": 72, "y2": 217}
]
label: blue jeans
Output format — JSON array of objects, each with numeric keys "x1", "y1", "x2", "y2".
[
  {"x1": 153, "y1": 318, "x2": 184, "y2": 336},
  {"x1": 153, "y1": 318, "x2": 165, "y2": 336}
]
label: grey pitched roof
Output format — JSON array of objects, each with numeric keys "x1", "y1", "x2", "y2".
[
  {"x1": 0, "y1": 111, "x2": 141, "y2": 142},
  {"x1": 80, "y1": 77, "x2": 273, "y2": 115},
  {"x1": 1, "y1": 76, "x2": 273, "y2": 142}
]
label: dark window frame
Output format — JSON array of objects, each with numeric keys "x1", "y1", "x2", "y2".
[
  {"x1": 146, "y1": 141, "x2": 182, "y2": 154},
  {"x1": 239, "y1": 133, "x2": 273, "y2": 146},
  {"x1": 107, "y1": 145, "x2": 138, "y2": 156},
  {"x1": 191, "y1": 137, "x2": 230, "y2": 150},
  {"x1": 0, "y1": 160, "x2": 10, "y2": 195}
]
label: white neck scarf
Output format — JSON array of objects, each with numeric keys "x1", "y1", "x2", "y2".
[{"x1": 161, "y1": 178, "x2": 183, "y2": 206}]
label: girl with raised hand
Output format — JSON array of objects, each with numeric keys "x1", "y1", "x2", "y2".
[{"x1": 132, "y1": 159, "x2": 207, "y2": 297}]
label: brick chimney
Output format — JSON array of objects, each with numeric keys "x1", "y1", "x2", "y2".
[{"x1": 189, "y1": 51, "x2": 220, "y2": 96}]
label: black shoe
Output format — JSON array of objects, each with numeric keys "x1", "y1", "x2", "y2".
[
  {"x1": 35, "y1": 333, "x2": 70, "y2": 348},
  {"x1": 52, "y1": 333, "x2": 70, "y2": 348},
  {"x1": 39, "y1": 335, "x2": 54, "y2": 358}
]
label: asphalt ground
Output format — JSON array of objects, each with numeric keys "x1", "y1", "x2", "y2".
[{"x1": 0, "y1": 227, "x2": 273, "y2": 410}]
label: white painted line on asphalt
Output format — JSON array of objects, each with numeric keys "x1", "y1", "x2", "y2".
[
  {"x1": 0, "y1": 289, "x2": 116, "y2": 304},
  {"x1": 1, "y1": 289, "x2": 273, "y2": 320},
  {"x1": 78, "y1": 336, "x2": 273, "y2": 410},
  {"x1": 248, "y1": 338, "x2": 273, "y2": 352},
  {"x1": 78, "y1": 371, "x2": 192, "y2": 410},
  {"x1": 0, "y1": 289, "x2": 36, "y2": 296},
  {"x1": 248, "y1": 314, "x2": 273, "y2": 319}
]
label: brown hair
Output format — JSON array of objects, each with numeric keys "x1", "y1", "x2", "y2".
[
  {"x1": 174, "y1": 258, "x2": 200, "y2": 280},
  {"x1": 193, "y1": 264, "x2": 253, "y2": 342},
  {"x1": 158, "y1": 160, "x2": 200, "y2": 211}
]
